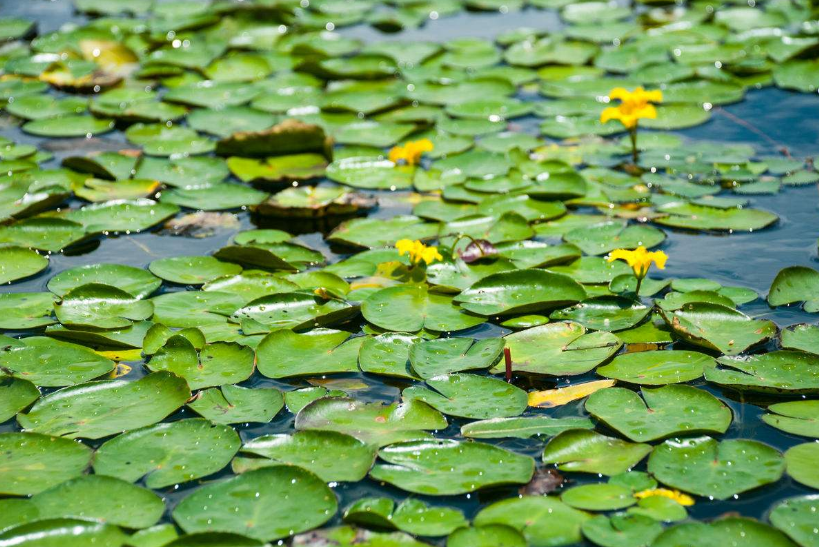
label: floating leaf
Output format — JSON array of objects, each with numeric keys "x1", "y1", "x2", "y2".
[
  {"x1": 585, "y1": 385, "x2": 732, "y2": 442},
  {"x1": 528, "y1": 379, "x2": 617, "y2": 408},
  {"x1": 403, "y1": 373, "x2": 528, "y2": 420},
  {"x1": 660, "y1": 303, "x2": 776, "y2": 355},
  {"x1": 256, "y1": 329, "x2": 363, "y2": 378},
  {"x1": 363, "y1": 284, "x2": 485, "y2": 333},
  {"x1": 648, "y1": 436, "x2": 784, "y2": 500},
  {"x1": 542, "y1": 429, "x2": 652, "y2": 475},
  {"x1": 0, "y1": 432, "x2": 92, "y2": 496},
  {"x1": 236, "y1": 430, "x2": 375, "y2": 482},
  {"x1": 763, "y1": 401, "x2": 819, "y2": 438},
  {"x1": 409, "y1": 337, "x2": 504, "y2": 378},
  {"x1": 295, "y1": 398, "x2": 446, "y2": 447},
  {"x1": 172, "y1": 466, "x2": 337, "y2": 542},
  {"x1": 18, "y1": 371, "x2": 191, "y2": 439},
  {"x1": 188, "y1": 385, "x2": 284, "y2": 425},
  {"x1": 785, "y1": 443, "x2": 819, "y2": 489},
  {"x1": 474, "y1": 496, "x2": 590, "y2": 547},
  {"x1": 370, "y1": 439, "x2": 534, "y2": 495},
  {"x1": 0, "y1": 246, "x2": 47, "y2": 284},
  {"x1": 501, "y1": 322, "x2": 621, "y2": 376},
  {"x1": 769, "y1": 266, "x2": 819, "y2": 312}
]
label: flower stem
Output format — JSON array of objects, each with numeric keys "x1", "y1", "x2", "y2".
[
  {"x1": 504, "y1": 347, "x2": 513, "y2": 383},
  {"x1": 635, "y1": 276, "x2": 643, "y2": 296},
  {"x1": 630, "y1": 127, "x2": 639, "y2": 165}
]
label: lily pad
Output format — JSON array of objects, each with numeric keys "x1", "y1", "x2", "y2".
[
  {"x1": 17, "y1": 371, "x2": 191, "y2": 439},
  {"x1": 660, "y1": 303, "x2": 776, "y2": 355},
  {"x1": 769, "y1": 267, "x2": 819, "y2": 312},
  {"x1": 551, "y1": 296, "x2": 651, "y2": 332},
  {"x1": 370, "y1": 439, "x2": 534, "y2": 495},
  {"x1": 172, "y1": 466, "x2": 337, "y2": 542},
  {"x1": 188, "y1": 385, "x2": 284, "y2": 425},
  {"x1": 0, "y1": 293, "x2": 55, "y2": 330},
  {"x1": 461, "y1": 416, "x2": 594, "y2": 439},
  {"x1": 474, "y1": 496, "x2": 590, "y2": 547},
  {"x1": 30, "y1": 475, "x2": 163, "y2": 529},
  {"x1": 235, "y1": 430, "x2": 375, "y2": 482},
  {"x1": 542, "y1": 429, "x2": 652, "y2": 476},
  {"x1": 647, "y1": 436, "x2": 785, "y2": 500},
  {"x1": 47, "y1": 263, "x2": 161, "y2": 299},
  {"x1": 454, "y1": 269, "x2": 587, "y2": 316},
  {"x1": 402, "y1": 373, "x2": 528, "y2": 420},
  {"x1": 295, "y1": 398, "x2": 446, "y2": 446},
  {"x1": 706, "y1": 351, "x2": 819, "y2": 394},
  {"x1": 785, "y1": 443, "x2": 819, "y2": 489},
  {"x1": 0, "y1": 246, "x2": 48, "y2": 284},
  {"x1": 55, "y1": 283, "x2": 153, "y2": 329},
  {"x1": 596, "y1": 350, "x2": 714, "y2": 385},
  {"x1": 409, "y1": 337, "x2": 504, "y2": 378},
  {"x1": 0, "y1": 336, "x2": 114, "y2": 387},
  {"x1": 0, "y1": 432, "x2": 92, "y2": 495},
  {"x1": 363, "y1": 284, "x2": 485, "y2": 333},
  {"x1": 763, "y1": 401, "x2": 819, "y2": 438},
  {"x1": 585, "y1": 385, "x2": 732, "y2": 442},
  {"x1": 769, "y1": 495, "x2": 819, "y2": 547},
  {"x1": 500, "y1": 322, "x2": 621, "y2": 376},
  {"x1": 149, "y1": 256, "x2": 243, "y2": 285},
  {"x1": 256, "y1": 329, "x2": 363, "y2": 378}
]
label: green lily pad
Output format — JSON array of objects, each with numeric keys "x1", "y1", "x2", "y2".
[
  {"x1": 654, "y1": 202, "x2": 778, "y2": 232},
  {"x1": 461, "y1": 416, "x2": 594, "y2": 439},
  {"x1": 329, "y1": 215, "x2": 438, "y2": 249},
  {"x1": 474, "y1": 496, "x2": 590, "y2": 547},
  {"x1": 295, "y1": 398, "x2": 446, "y2": 446},
  {"x1": 149, "y1": 256, "x2": 243, "y2": 285},
  {"x1": 542, "y1": 429, "x2": 652, "y2": 476},
  {"x1": 0, "y1": 246, "x2": 48, "y2": 284},
  {"x1": 597, "y1": 350, "x2": 714, "y2": 385},
  {"x1": 151, "y1": 291, "x2": 244, "y2": 328},
  {"x1": 551, "y1": 296, "x2": 651, "y2": 332},
  {"x1": 233, "y1": 291, "x2": 358, "y2": 331},
  {"x1": 785, "y1": 443, "x2": 819, "y2": 489},
  {"x1": 562, "y1": 483, "x2": 636, "y2": 511},
  {"x1": 0, "y1": 218, "x2": 86, "y2": 252},
  {"x1": 763, "y1": 401, "x2": 819, "y2": 438},
  {"x1": 172, "y1": 466, "x2": 337, "y2": 542},
  {"x1": 235, "y1": 430, "x2": 375, "y2": 482},
  {"x1": 447, "y1": 525, "x2": 527, "y2": 547},
  {"x1": 31, "y1": 475, "x2": 163, "y2": 529},
  {"x1": 585, "y1": 385, "x2": 732, "y2": 442},
  {"x1": 65, "y1": 199, "x2": 179, "y2": 233},
  {"x1": 402, "y1": 373, "x2": 528, "y2": 420},
  {"x1": 563, "y1": 221, "x2": 665, "y2": 256},
  {"x1": 18, "y1": 371, "x2": 191, "y2": 439},
  {"x1": 256, "y1": 329, "x2": 363, "y2": 378},
  {"x1": 0, "y1": 432, "x2": 93, "y2": 495},
  {"x1": 370, "y1": 439, "x2": 534, "y2": 495},
  {"x1": 499, "y1": 322, "x2": 621, "y2": 376},
  {"x1": 648, "y1": 436, "x2": 785, "y2": 500},
  {"x1": 769, "y1": 267, "x2": 819, "y2": 312},
  {"x1": 0, "y1": 292, "x2": 55, "y2": 330},
  {"x1": 23, "y1": 115, "x2": 115, "y2": 137},
  {"x1": 769, "y1": 495, "x2": 819, "y2": 547},
  {"x1": 454, "y1": 269, "x2": 586, "y2": 316},
  {"x1": 0, "y1": 519, "x2": 128, "y2": 546},
  {"x1": 581, "y1": 513, "x2": 664, "y2": 547},
  {"x1": 148, "y1": 337, "x2": 254, "y2": 390},
  {"x1": 363, "y1": 284, "x2": 485, "y2": 333},
  {"x1": 188, "y1": 385, "x2": 284, "y2": 425},
  {"x1": 47, "y1": 264, "x2": 160, "y2": 299},
  {"x1": 55, "y1": 283, "x2": 153, "y2": 329},
  {"x1": 358, "y1": 333, "x2": 418, "y2": 379},
  {"x1": 94, "y1": 418, "x2": 239, "y2": 488},
  {"x1": 409, "y1": 337, "x2": 504, "y2": 378},
  {"x1": 706, "y1": 351, "x2": 819, "y2": 394},
  {"x1": 660, "y1": 302, "x2": 776, "y2": 355},
  {"x1": 0, "y1": 336, "x2": 114, "y2": 387},
  {"x1": 0, "y1": 377, "x2": 39, "y2": 423}
]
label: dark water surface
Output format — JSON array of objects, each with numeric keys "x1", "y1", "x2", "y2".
[{"x1": 2, "y1": 0, "x2": 819, "y2": 542}]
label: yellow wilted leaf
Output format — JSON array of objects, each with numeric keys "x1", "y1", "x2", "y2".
[
  {"x1": 528, "y1": 379, "x2": 616, "y2": 408},
  {"x1": 97, "y1": 349, "x2": 143, "y2": 362}
]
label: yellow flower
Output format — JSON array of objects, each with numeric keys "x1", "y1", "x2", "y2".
[
  {"x1": 600, "y1": 87, "x2": 663, "y2": 129},
  {"x1": 396, "y1": 239, "x2": 442, "y2": 266},
  {"x1": 389, "y1": 139, "x2": 434, "y2": 166},
  {"x1": 607, "y1": 246, "x2": 668, "y2": 279},
  {"x1": 634, "y1": 488, "x2": 695, "y2": 506}
]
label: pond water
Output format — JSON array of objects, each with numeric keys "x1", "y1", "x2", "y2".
[{"x1": 1, "y1": 0, "x2": 819, "y2": 546}]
